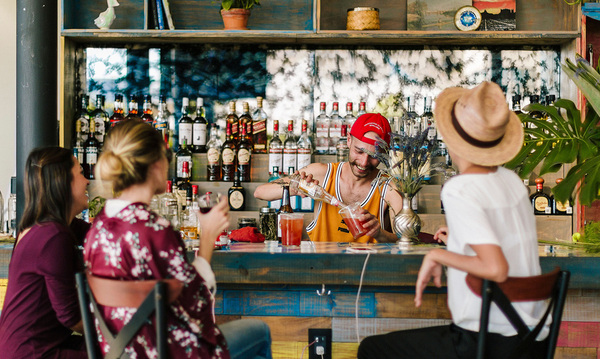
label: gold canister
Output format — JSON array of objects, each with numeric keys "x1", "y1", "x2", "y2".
[{"x1": 346, "y1": 7, "x2": 380, "y2": 31}]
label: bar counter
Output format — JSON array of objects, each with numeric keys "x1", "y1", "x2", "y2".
[{"x1": 212, "y1": 241, "x2": 600, "y2": 289}]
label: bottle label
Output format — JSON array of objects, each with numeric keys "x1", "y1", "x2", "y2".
[
  {"x1": 177, "y1": 156, "x2": 192, "y2": 178},
  {"x1": 253, "y1": 120, "x2": 266, "y2": 133},
  {"x1": 232, "y1": 122, "x2": 239, "y2": 137},
  {"x1": 222, "y1": 148, "x2": 235, "y2": 165},
  {"x1": 179, "y1": 124, "x2": 193, "y2": 145},
  {"x1": 427, "y1": 125, "x2": 437, "y2": 140},
  {"x1": 329, "y1": 125, "x2": 342, "y2": 138},
  {"x1": 297, "y1": 149, "x2": 311, "y2": 171},
  {"x1": 193, "y1": 123, "x2": 207, "y2": 146},
  {"x1": 238, "y1": 148, "x2": 251, "y2": 165},
  {"x1": 86, "y1": 147, "x2": 98, "y2": 165},
  {"x1": 94, "y1": 119, "x2": 105, "y2": 142},
  {"x1": 230, "y1": 190, "x2": 244, "y2": 210},
  {"x1": 269, "y1": 153, "x2": 282, "y2": 174},
  {"x1": 207, "y1": 148, "x2": 220, "y2": 165},
  {"x1": 74, "y1": 146, "x2": 84, "y2": 164},
  {"x1": 283, "y1": 151, "x2": 296, "y2": 174},
  {"x1": 534, "y1": 197, "x2": 549, "y2": 212},
  {"x1": 316, "y1": 125, "x2": 328, "y2": 138},
  {"x1": 78, "y1": 117, "x2": 89, "y2": 134}
]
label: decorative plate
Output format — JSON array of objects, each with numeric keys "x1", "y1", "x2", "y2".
[{"x1": 454, "y1": 6, "x2": 482, "y2": 31}]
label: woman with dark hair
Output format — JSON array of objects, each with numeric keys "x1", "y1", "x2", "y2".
[
  {"x1": 85, "y1": 119, "x2": 272, "y2": 359},
  {"x1": 0, "y1": 147, "x2": 90, "y2": 359}
]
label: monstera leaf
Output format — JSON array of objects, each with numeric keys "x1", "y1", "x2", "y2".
[{"x1": 505, "y1": 100, "x2": 600, "y2": 206}]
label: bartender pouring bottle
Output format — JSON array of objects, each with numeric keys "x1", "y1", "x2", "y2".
[{"x1": 254, "y1": 113, "x2": 403, "y2": 243}]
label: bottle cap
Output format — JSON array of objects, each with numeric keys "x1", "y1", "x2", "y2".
[{"x1": 535, "y1": 177, "x2": 544, "y2": 184}]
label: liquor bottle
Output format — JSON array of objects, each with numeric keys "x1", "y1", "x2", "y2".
[
  {"x1": 288, "y1": 174, "x2": 343, "y2": 207},
  {"x1": 226, "y1": 101, "x2": 239, "y2": 144},
  {"x1": 72, "y1": 120, "x2": 85, "y2": 166},
  {"x1": 109, "y1": 94, "x2": 124, "y2": 129},
  {"x1": 357, "y1": 101, "x2": 366, "y2": 118},
  {"x1": 268, "y1": 120, "x2": 283, "y2": 176},
  {"x1": 512, "y1": 94, "x2": 523, "y2": 115},
  {"x1": 125, "y1": 95, "x2": 141, "y2": 120},
  {"x1": 222, "y1": 122, "x2": 237, "y2": 182},
  {"x1": 530, "y1": 177, "x2": 552, "y2": 215},
  {"x1": 336, "y1": 124, "x2": 349, "y2": 162},
  {"x1": 192, "y1": 97, "x2": 208, "y2": 153},
  {"x1": 252, "y1": 96, "x2": 268, "y2": 153},
  {"x1": 296, "y1": 119, "x2": 312, "y2": 171},
  {"x1": 344, "y1": 102, "x2": 356, "y2": 130},
  {"x1": 166, "y1": 98, "x2": 178, "y2": 151},
  {"x1": 237, "y1": 121, "x2": 252, "y2": 182},
  {"x1": 181, "y1": 185, "x2": 200, "y2": 245},
  {"x1": 403, "y1": 97, "x2": 419, "y2": 137},
  {"x1": 239, "y1": 102, "x2": 253, "y2": 146},
  {"x1": 268, "y1": 166, "x2": 282, "y2": 210},
  {"x1": 422, "y1": 97, "x2": 436, "y2": 142},
  {"x1": 283, "y1": 120, "x2": 297, "y2": 175},
  {"x1": 8, "y1": 177, "x2": 16, "y2": 237},
  {"x1": 176, "y1": 138, "x2": 192, "y2": 181},
  {"x1": 84, "y1": 119, "x2": 100, "y2": 179},
  {"x1": 75, "y1": 94, "x2": 90, "y2": 137},
  {"x1": 228, "y1": 171, "x2": 246, "y2": 211},
  {"x1": 161, "y1": 180, "x2": 180, "y2": 230},
  {"x1": 315, "y1": 102, "x2": 330, "y2": 154},
  {"x1": 178, "y1": 161, "x2": 193, "y2": 202},
  {"x1": 277, "y1": 184, "x2": 294, "y2": 241},
  {"x1": 90, "y1": 94, "x2": 108, "y2": 145},
  {"x1": 154, "y1": 95, "x2": 169, "y2": 132},
  {"x1": 141, "y1": 95, "x2": 154, "y2": 125},
  {"x1": 329, "y1": 102, "x2": 342, "y2": 155},
  {"x1": 552, "y1": 178, "x2": 572, "y2": 215},
  {"x1": 206, "y1": 124, "x2": 222, "y2": 181},
  {"x1": 178, "y1": 97, "x2": 193, "y2": 147}
]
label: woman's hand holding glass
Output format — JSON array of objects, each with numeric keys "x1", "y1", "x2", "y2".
[{"x1": 196, "y1": 196, "x2": 229, "y2": 262}]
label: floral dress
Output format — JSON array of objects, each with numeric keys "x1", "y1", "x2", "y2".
[{"x1": 83, "y1": 202, "x2": 230, "y2": 359}]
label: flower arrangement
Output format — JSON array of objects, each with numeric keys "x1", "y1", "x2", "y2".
[{"x1": 364, "y1": 127, "x2": 442, "y2": 198}]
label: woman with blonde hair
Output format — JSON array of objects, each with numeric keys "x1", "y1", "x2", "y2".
[
  {"x1": 84, "y1": 119, "x2": 272, "y2": 359},
  {"x1": 0, "y1": 147, "x2": 90, "y2": 358}
]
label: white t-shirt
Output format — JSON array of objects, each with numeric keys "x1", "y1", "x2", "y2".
[{"x1": 442, "y1": 167, "x2": 548, "y2": 338}]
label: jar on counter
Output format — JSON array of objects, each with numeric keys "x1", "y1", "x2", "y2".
[
  {"x1": 238, "y1": 217, "x2": 257, "y2": 229},
  {"x1": 259, "y1": 207, "x2": 277, "y2": 242}
]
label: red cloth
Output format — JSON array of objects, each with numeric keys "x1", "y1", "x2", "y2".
[{"x1": 229, "y1": 227, "x2": 265, "y2": 243}]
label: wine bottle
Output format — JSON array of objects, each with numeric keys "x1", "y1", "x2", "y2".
[
  {"x1": 192, "y1": 97, "x2": 208, "y2": 153},
  {"x1": 283, "y1": 120, "x2": 297, "y2": 175},
  {"x1": 530, "y1": 177, "x2": 552, "y2": 215},
  {"x1": 141, "y1": 95, "x2": 154, "y2": 125},
  {"x1": 268, "y1": 120, "x2": 283, "y2": 176},
  {"x1": 239, "y1": 102, "x2": 253, "y2": 146},
  {"x1": 178, "y1": 161, "x2": 193, "y2": 202},
  {"x1": 176, "y1": 138, "x2": 192, "y2": 181},
  {"x1": 73, "y1": 119, "x2": 85, "y2": 166},
  {"x1": 237, "y1": 121, "x2": 252, "y2": 182},
  {"x1": 178, "y1": 97, "x2": 193, "y2": 147},
  {"x1": 90, "y1": 94, "x2": 108, "y2": 145},
  {"x1": 75, "y1": 94, "x2": 90, "y2": 136},
  {"x1": 222, "y1": 122, "x2": 237, "y2": 182},
  {"x1": 206, "y1": 124, "x2": 222, "y2": 181},
  {"x1": 315, "y1": 102, "x2": 330, "y2": 155},
  {"x1": 329, "y1": 102, "x2": 342, "y2": 155},
  {"x1": 228, "y1": 171, "x2": 246, "y2": 211},
  {"x1": 252, "y1": 96, "x2": 268, "y2": 153},
  {"x1": 84, "y1": 119, "x2": 100, "y2": 180}
]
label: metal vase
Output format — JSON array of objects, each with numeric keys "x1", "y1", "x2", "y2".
[{"x1": 393, "y1": 194, "x2": 422, "y2": 244}]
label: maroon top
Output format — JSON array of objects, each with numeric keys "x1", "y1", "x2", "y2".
[
  {"x1": 0, "y1": 220, "x2": 89, "y2": 359},
  {"x1": 84, "y1": 203, "x2": 230, "y2": 359}
]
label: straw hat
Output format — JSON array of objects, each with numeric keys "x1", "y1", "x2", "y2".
[{"x1": 434, "y1": 81, "x2": 523, "y2": 166}]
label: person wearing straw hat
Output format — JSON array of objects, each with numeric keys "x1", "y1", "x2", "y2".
[{"x1": 358, "y1": 82, "x2": 548, "y2": 358}]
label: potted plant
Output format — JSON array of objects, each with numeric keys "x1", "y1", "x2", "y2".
[
  {"x1": 88, "y1": 196, "x2": 106, "y2": 222},
  {"x1": 219, "y1": 0, "x2": 261, "y2": 30}
]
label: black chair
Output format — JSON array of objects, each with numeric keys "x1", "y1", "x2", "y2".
[
  {"x1": 466, "y1": 267, "x2": 570, "y2": 359},
  {"x1": 75, "y1": 272, "x2": 183, "y2": 359}
]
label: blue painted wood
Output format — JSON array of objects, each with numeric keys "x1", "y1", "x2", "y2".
[{"x1": 583, "y1": 3, "x2": 600, "y2": 22}]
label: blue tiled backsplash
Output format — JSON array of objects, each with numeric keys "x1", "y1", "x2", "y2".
[{"x1": 83, "y1": 45, "x2": 561, "y2": 136}]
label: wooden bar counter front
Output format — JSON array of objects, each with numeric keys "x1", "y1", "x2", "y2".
[{"x1": 210, "y1": 241, "x2": 600, "y2": 358}]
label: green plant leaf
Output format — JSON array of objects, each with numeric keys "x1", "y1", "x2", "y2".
[{"x1": 221, "y1": 0, "x2": 234, "y2": 10}]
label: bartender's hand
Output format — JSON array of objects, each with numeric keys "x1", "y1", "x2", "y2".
[
  {"x1": 290, "y1": 170, "x2": 320, "y2": 197},
  {"x1": 357, "y1": 209, "x2": 380, "y2": 240},
  {"x1": 433, "y1": 226, "x2": 449, "y2": 245},
  {"x1": 196, "y1": 199, "x2": 230, "y2": 262}
]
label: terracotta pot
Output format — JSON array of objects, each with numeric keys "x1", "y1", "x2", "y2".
[{"x1": 221, "y1": 9, "x2": 251, "y2": 30}]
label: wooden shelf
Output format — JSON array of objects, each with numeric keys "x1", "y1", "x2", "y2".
[{"x1": 61, "y1": 29, "x2": 579, "y2": 46}]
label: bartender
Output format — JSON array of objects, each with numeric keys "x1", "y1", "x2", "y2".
[{"x1": 254, "y1": 113, "x2": 403, "y2": 243}]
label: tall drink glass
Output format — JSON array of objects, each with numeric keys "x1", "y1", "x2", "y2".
[
  {"x1": 280, "y1": 213, "x2": 304, "y2": 246},
  {"x1": 339, "y1": 202, "x2": 368, "y2": 239}
]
